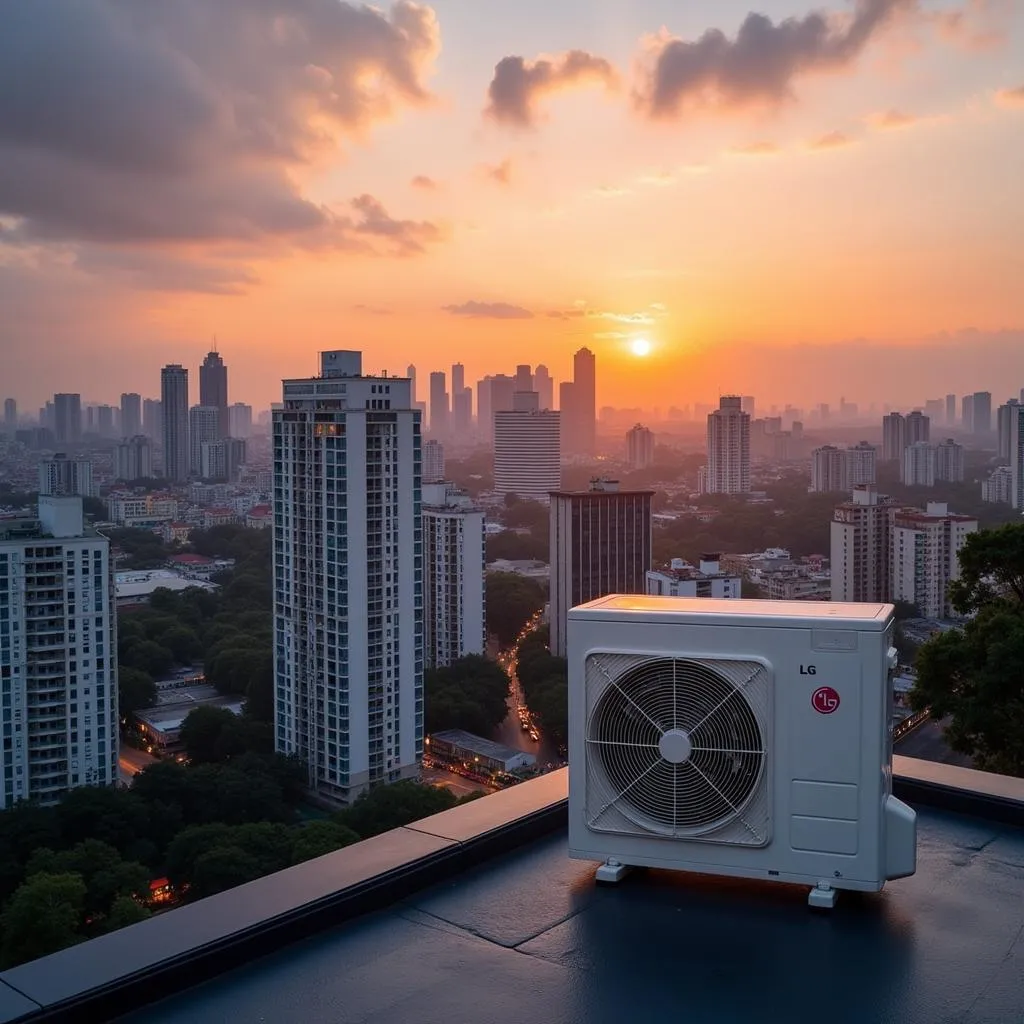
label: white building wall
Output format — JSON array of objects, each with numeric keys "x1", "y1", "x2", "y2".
[{"x1": 493, "y1": 410, "x2": 561, "y2": 500}]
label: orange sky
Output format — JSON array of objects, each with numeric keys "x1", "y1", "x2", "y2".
[{"x1": 1, "y1": 0, "x2": 1022, "y2": 411}]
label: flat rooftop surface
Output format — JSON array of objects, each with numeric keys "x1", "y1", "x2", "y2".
[{"x1": 121, "y1": 806, "x2": 1024, "y2": 1024}]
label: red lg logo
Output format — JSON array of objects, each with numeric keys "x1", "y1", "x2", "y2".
[{"x1": 812, "y1": 686, "x2": 841, "y2": 714}]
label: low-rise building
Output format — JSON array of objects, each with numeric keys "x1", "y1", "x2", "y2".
[
  {"x1": 427, "y1": 730, "x2": 536, "y2": 774},
  {"x1": 646, "y1": 555, "x2": 741, "y2": 599},
  {"x1": 114, "y1": 569, "x2": 217, "y2": 608}
]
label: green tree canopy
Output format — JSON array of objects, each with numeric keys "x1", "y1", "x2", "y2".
[
  {"x1": 118, "y1": 666, "x2": 158, "y2": 717},
  {"x1": 485, "y1": 572, "x2": 545, "y2": 648},
  {"x1": 290, "y1": 821, "x2": 361, "y2": 865},
  {"x1": 0, "y1": 872, "x2": 86, "y2": 968},
  {"x1": 910, "y1": 521, "x2": 1024, "y2": 776},
  {"x1": 335, "y1": 781, "x2": 457, "y2": 839},
  {"x1": 179, "y1": 706, "x2": 239, "y2": 764},
  {"x1": 425, "y1": 655, "x2": 509, "y2": 736}
]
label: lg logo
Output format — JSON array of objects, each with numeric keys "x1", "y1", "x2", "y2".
[
  {"x1": 812, "y1": 686, "x2": 841, "y2": 715},
  {"x1": 799, "y1": 665, "x2": 817, "y2": 675}
]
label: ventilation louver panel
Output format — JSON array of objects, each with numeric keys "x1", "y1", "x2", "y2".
[{"x1": 585, "y1": 654, "x2": 771, "y2": 846}]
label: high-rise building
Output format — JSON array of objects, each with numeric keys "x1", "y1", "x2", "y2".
[
  {"x1": 982, "y1": 466, "x2": 1013, "y2": 504},
  {"x1": 811, "y1": 443, "x2": 877, "y2": 492},
  {"x1": 534, "y1": 365, "x2": 554, "y2": 411},
  {"x1": 741, "y1": 396, "x2": 756, "y2": 417},
  {"x1": 0, "y1": 496, "x2": 118, "y2": 807},
  {"x1": 934, "y1": 438, "x2": 965, "y2": 482},
  {"x1": 924, "y1": 399, "x2": 944, "y2": 421},
  {"x1": 120, "y1": 393, "x2": 142, "y2": 438},
  {"x1": 882, "y1": 413, "x2": 906, "y2": 461},
  {"x1": 891, "y1": 503, "x2": 978, "y2": 618},
  {"x1": 422, "y1": 481, "x2": 485, "y2": 669},
  {"x1": 273, "y1": 351, "x2": 422, "y2": 805},
  {"x1": 945, "y1": 394, "x2": 957, "y2": 425},
  {"x1": 549, "y1": 479, "x2": 653, "y2": 657},
  {"x1": 96, "y1": 405, "x2": 115, "y2": 437},
  {"x1": 451, "y1": 363, "x2": 465, "y2": 397},
  {"x1": 906, "y1": 410, "x2": 930, "y2": 446},
  {"x1": 200, "y1": 438, "x2": 247, "y2": 482},
  {"x1": 200, "y1": 351, "x2": 230, "y2": 438},
  {"x1": 902, "y1": 442, "x2": 936, "y2": 487},
  {"x1": 961, "y1": 394, "x2": 974, "y2": 434},
  {"x1": 997, "y1": 400, "x2": 1019, "y2": 462},
  {"x1": 114, "y1": 436, "x2": 153, "y2": 481},
  {"x1": 407, "y1": 365, "x2": 417, "y2": 406},
  {"x1": 572, "y1": 347, "x2": 596, "y2": 455},
  {"x1": 971, "y1": 392, "x2": 992, "y2": 434},
  {"x1": 53, "y1": 393, "x2": 82, "y2": 445},
  {"x1": 493, "y1": 402, "x2": 560, "y2": 500},
  {"x1": 626, "y1": 424, "x2": 655, "y2": 470},
  {"x1": 160, "y1": 365, "x2": 189, "y2": 482},
  {"x1": 1011, "y1": 404, "x2": 1024, "y2": 511},
  {"x1": 515, "y1": 364, "x2": 533, "y2": 393},
  {"x1": 143, "y1": 398, "x2": 162, "y2": 439},
  {"x1": 705, "y1": 396, "x2": 750, "y2": 494},
  {"x1": 830, "y1": 486, "x2": 899, "y2": 603},
  {"x1": 2, "y1": 398, "x2": 15, "y2": 431},
  {"x1": 229, "y1": 402, "x2": 253, "y2": 439},
  {"x1": 452, "y1": 388, "x2": 473, "y2": 436},
  {"x1": 189, "y1": 405, "x2": 220, "y2": 477},
  {"x1": 423, "y1": 439, "x2": 445, "y2": 482},
  {"x1": 38, "y1": 454, "x2": 95, "y2": 497},
  {"x1": 429, "y1": 371, "x2": 449, "y2": 437}
]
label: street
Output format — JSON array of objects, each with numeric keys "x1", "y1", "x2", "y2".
[
  {"x1": 422, "y1": 767, "x2": 496, "y2": 798},
  {"x1": 895, "y1": 717, "x2": 974, "y2": 768},
  {"x1": 118, "y1": 744, "x2": 159, "y2": 785}
]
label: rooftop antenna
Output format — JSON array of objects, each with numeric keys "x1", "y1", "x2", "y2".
[{"x1": 212, "y1": 335, "x2": 218, "y2": 354}]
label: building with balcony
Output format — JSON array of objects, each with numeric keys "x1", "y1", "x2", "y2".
[
  {"x1": 273, "y1": 351, "x2": 423, "y2": 806},
  {"x1": 830, "y1": 486, "x2": 901, "y2": 603},
  {"x1": 705, "y1": 396, "x2": 750, "y2": 494},
  {"x1": 810, "y1": 442, "x2": 876, "y2": 492},
  {"x1": 422, "y1": 481, "x2": 485, "y2": 669},
  {"x1": 0, "y1": 496, "x2": 117, "y2": 808}
]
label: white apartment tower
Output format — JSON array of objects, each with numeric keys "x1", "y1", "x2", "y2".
[
  {"x1": 493, "y1": 396, "x2": 561, "y2": 500},
  {"x1": 423, "y1": 440, "x2": 445, "y2": 483},
  {"x1": 0, "y1": 497, "x2": 118, "y2": 807},
  {"x1": 422, "y1": 482, "x2": 485, "y2": 669},
  {"x1": 882, "y1": 413, "x2": 906, "y2": 462},
  {"x1": 982, "y1": 466, "x2": 1013, "y2": 504},
  {"x1": 934, "y1": 438, "x2": 965, "y2": 483},
  {"x1": 810, "y1": 442, "x2": 877, "y2": 493},
  {"x1": 114, "y1": 436, "x2": 153, "y2": 482},
  {"x1": 891, "y1": 504, "x2": 978, "y2": 619},
  {"x1": 902, "y1": 441, "x2": 936, "y2": 487},
  {"x1": 189, "y1": 405, "x2": 220, "y2": 477},
  {"x1": 38, "y1": 454, "x2": 95, "y2": 498},
  {"x1": 830, "y1": 486, "x2": 899, "y2": 603},
  {"x1": 626, "y1": 424, "x2": 655, "y2": 470},
  {"x1": 272, "y1": 351, "x2": 423, "y2": 806},
  {"x1": 705, "y1": 396, "x2": 750, "y2": 494}
]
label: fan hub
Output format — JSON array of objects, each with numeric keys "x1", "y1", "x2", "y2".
[{"x1": 658, "y1": 728, "x2": 693, "y2": 764}]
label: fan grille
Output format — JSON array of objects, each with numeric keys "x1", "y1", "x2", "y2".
[{"x1": 586, "y1": 656, "x2": 768, "y2": 840}]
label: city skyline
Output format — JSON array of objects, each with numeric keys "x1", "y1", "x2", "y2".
[{"x1": 1, "y1": 1, "x2": 1023, "y2": 408}]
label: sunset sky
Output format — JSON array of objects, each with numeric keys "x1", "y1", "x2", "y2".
[{"x1": 1, "y1": 0, "x2": 1022, "y2": 411}]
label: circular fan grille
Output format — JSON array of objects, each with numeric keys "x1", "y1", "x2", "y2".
[{"x1": 587, "y1": 657, "x2": 765, "y2": 835}]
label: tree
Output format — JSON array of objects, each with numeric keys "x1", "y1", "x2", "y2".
[
  {"x1": 179, "y1": 706, "x2": 238, "y2": 764},
  {"x1": 485, "y1": 572, "x2": 545, "y2": 648},
  {"x1": 0, "y1": 872, "x2": 86, "y2": 967},
  {"x1": 910, "y1": 522, "x2": 1024, "y2": 776},
  {"x1": 102, "y1": 895, "x2": 151, "y2": 933},
  {"x1": 291, "y1": 821, "x2": 361, "y2": 865},
  {"x1": 119, "y1": 666, "x2": 158, "y2": 717},
  {"x1": 335, "y1": 781, "x2": 457, "y2": 839},
  {"x1": 119, "y1": 638, "x2": 174, "y2": 678},
  {"x1": 425, "y1": 655, "x2": 510, "y2": 736}
]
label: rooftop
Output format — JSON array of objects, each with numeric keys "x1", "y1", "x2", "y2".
[{"x1": 0, "y1": 759, "x2": 1021, "y2": 1023}]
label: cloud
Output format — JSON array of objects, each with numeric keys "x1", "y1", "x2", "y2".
[
  {"x1": 930, "y1": 0, "x2": 1008, "y2": 52},
  {"x1": 548, "y1": 306, "x2": 659, "y2": 324},
  {"x1": 729, "y1": 141, "x2": 781, "y2": 156},
  {"x1": 809, "y1": 130, "x2": 856, "y2": 149},
  {"x1": 410, "y1": 175, "x2": 440, "y2": 190},
  {"x1": 0, "y1": 1, "x2": 440, "y2": 250},
  {"x1": 480, "y1": 159, "x2": 514, "y2": 185},
  {"x1": 72, "y1": 247, "x2": 259, "y2": 295},
  {"x1": 592, "y1": 185, "x2": 632, "y2": 198},
  {"x1": 635, "y1": 0, "x2": 914, "y2": 120},
  {"x1": 994, "y1": 85, "x2": 1024, "y2": 109},
  {"x1": 485, "y1": 50, "x2": 618, "y2": 127},
  {"x1": 547, "y1": 308, "x2": 586, "y2": 320},
  {"x1": 865, "y1": 108, "x2": 920, "y2": 128},
  {"x1": 442, "y1": 300, "x2": 535, "y2": 319},
  {"x1": 347, "y1": 195, "x2": 441, "y2": 256}
]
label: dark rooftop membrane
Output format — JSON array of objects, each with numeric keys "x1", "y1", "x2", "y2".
[{"x1": 1, "y1": 758, "x2": 1023, "y2": 1024}]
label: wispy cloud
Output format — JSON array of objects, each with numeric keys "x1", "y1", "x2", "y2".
[
  {"x1": 353, "y1": 304, "x2": 393, "y2": 316},
  {"x1": 865, "y1": 109, "x2": 920, "y2": 129},
  {"x1": 994, "y1": 85, "x2": 1024, "y2": 109},
  {"x1": 485, "y1": 50, "x2": 618, "y2": 127},
  {"x1": 442, "y1": 300, "x2": 534, "y2": 319},
  {"x1": 729, "y1": 141, "x2": 781, "y2": 157},
  {"x1": 480, "y1": 158, "x2": 514, "y2": 186},
  {"x1": 592, "y1": 185, "x2": 631, "y2": 198},
  {"x1": 809, "y1": 130, "x2": 856, "y2": 150},
  {"x1": 410, "y1": 175, "x2": 440, "y2": 190}
]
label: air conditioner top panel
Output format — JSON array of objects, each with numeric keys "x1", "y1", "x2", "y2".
[{"x1": 570, "y1": 595, "x2": 893, "y2": 631}]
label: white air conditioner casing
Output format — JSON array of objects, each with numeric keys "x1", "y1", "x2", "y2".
[{"x1": 568, "y1": 596, "x2": 917, "y2": 905}]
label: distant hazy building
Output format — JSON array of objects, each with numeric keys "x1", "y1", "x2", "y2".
[
  {"x1": 705, "y1": 396, "x2": 750, "y2": 494},
  {"x1": 934, "y1": 438, "x2": 965, "y2": 483},
  {"x1": 200, "y1": 438, "x2": 246, "y2": 482},
  {"x1": 561, "y1": 348, "x2": 596, "y2": 455},
  {"x1": 160, "y1": 365, "x2": 189, "y2": 482},
  {"x1": 38, "y1": 454, "x2": 95, "y2": 498},
  {"x1": 3, "y1": 398, "x2": 15, "y2": 431},
  {"x1": 200, "y1": 351, "x2": 229, "y2": 438},
  {"x1": 1011, "y1": 404, "x2": 1024, "y2": 510},
  {"x1": 945, "y1": 394, "x2": 957, "y2": 426},
  {"x1": 423, "y1": 439, "x2": 445, "y2": 482},
  {"x1": 626, "y1": 424, "x2": 655, "y2": 470},
  {"x1": 189, "y1": 405, "x2": 220, "y2": 477},
  {"x1": 53, "y1": 393, "x2": 82, "y2": 445},
  {"x1": 982, "y1": 466, "x2": 1013, "y2": 504},
  {"x1": 811, "y1": 442, "x2": 876, "y2": 492},
  {"x1": 96, "y1": 404, "x2": 115, "y2": 437},
  {"x1": 961, "y1": 394, "x2": 974, "y2": 434},
  {"x1": 906, "y1": 411, "x2": 930, "y2": 446},
  {"x1": 120, "y1": 393, "x2": 142, "y2": 438},
  {"x1": 902, "y1": 442, "x2": 936, "y2": 487},
  {"x1": 422, "y1": 481, "x2": 485, "y2": 669},
  {"x1": 493, "y1": 403, "x2": 560, "y2": 500},
  {"x1": 534, "y1": 365, "x2": 554, "y2": 411},
  {"x1": 646, "y1": 555, "x2": 741, "y2": 600},
  {"x1": 891, "y1": 503, "x2": 978, "y2": 619},
  {"x1": 143, "y1": 398, "x2": 162, "y2": 439},
  {"x1": 997, "y1": 400, "x2": 1019, "y2": 462},
  {"x1": 830, "y1": 486, "x2": 899, "y2": 603},
  {"x1": 229, "y1": 402, "x2": 253, "y2": 439},
  {"x1": 882, "y1": 413, "x2": 906, "y2": 462},
  {"x1": 0, "y1": 497, "x2": 118, "y2": 807},
  {"x1": 971, "y1": 391, "x2": 992, "y2": 435},
  {"x1": 429, "y1": 371, "x2": 449, "y2": 438},
  {"x1": 114, "y1": 436, "x2": 153, "y2": 482},
  {"x1": 549, "y1": 479, "x2": 652, "y2": 657}
]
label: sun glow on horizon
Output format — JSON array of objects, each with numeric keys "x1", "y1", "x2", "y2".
[{"x1": 630, "y1": 337, "x2": 652, "y2": 357}]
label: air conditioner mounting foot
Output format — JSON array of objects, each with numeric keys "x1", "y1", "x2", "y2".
[
  {"x1": 595, "y1": 859, "x2": 632, "y2": 884},
  {"x1": 808, "y1": 883, "x2": 838, "y2": 909}
]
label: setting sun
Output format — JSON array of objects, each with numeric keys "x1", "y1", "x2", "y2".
[{"x1": 630, "y1": 338, "x2": 652, "y2": 357}]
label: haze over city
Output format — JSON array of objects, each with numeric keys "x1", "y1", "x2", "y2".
[{"x1": 2, "y1": 0, "x2": 1023, "y2": 409}]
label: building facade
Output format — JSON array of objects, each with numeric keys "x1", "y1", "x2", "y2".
[
  {"x1": 160, "y1": 365, "x2": 189, "y2": 483},
  {"x1": 422, "y1": 482, "x2": 485, "y2": 670},
  {"x1": 646, "y1": 555, "x2": 741, "y2": 599},
  {"x1": 53, "y1": 393, "x2": 82, "y2": 445},
  {"x1": 1011, "y1": 403, "x2": 1024, "y2": 510},
  {"x1": 626, "y1": 424, "x2": 655, "y2": 470},
  {"x1": 0, "y1": 497, "x2": 118, "y2": 807},
  {"x1": 549, "y1": 480, "x2": 652, "y2": 657},
  {"x1": 934, "y1": 438, "x2": 965, "y2": 483},
  {"x1": 997, "y1": 400, "x2": 1020, "y2": 462},
  {"x1": 902, "y1": 441, "x2": 936, "y2": 487},
  {"x1": 38, "y1": 454, "x2": 95, "y2": 498},
  {"x1": 114, "y1": 437, "x2": 153, "y2": 483},
  {"x1": 705, "y1": 396, "x2": 750, "y2": 494},
  {"x1": 810, "y1": 442, "x2": 877, "y2": 492},
  {"x1": 829, "y1": 486, "x2": 900, "y2": 603},
  {"x1": 189, "y1": 405, "x2": 221, "y2": 477},
  {"x1": 199, "y1": 351, "x2": 229, "y2": 438},
  {"x1": 423, "y1": 440, "x2": 445, "y2": 483},
  {"x1": 120, "y1": 393, "x2": 142, "y2": 438},
  {"x1": 493, "y1": 406, "x2": 561, "y2": 500},
  {"x1": 272, "y1": 352, "x2": 423, "y2": 806}
]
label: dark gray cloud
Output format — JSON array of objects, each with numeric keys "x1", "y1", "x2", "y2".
[
  {"x1": 636, "y1": 0, "x2": 914, "y2": 119},
  {"x1": 486, "y1": 50, "x2": 618, "y2": 127},
  {"x1": 442, "y1": 301, "x2": 534, "y2": 319},
  {"x1": 0, "y1": 0, "x2": 440, "y2": 246}
]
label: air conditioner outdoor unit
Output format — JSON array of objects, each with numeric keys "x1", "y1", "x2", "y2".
[{"x1": 568, "y1": 596, "x2": 917, "y2": 908}]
